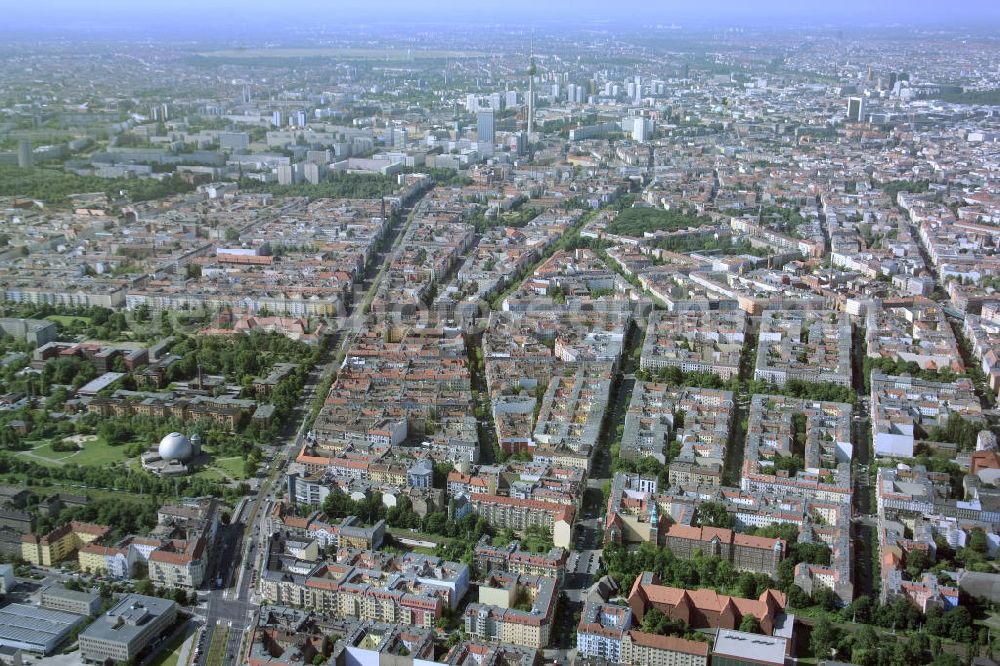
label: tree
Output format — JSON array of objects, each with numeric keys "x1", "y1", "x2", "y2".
[
  {"x1": 905, "y1": 548, "x2": 932, "y2": 580},
  {"x1": 739, "y1": 613, "x2": 759, "y2": 634},
  {"x1": 135, "y1": 578, "x2": 154, "y2": 596},
  {"x1": 0, "y1": 165, "x2": 195, "y2": 205},
  {"x1": 930, "y1": 653, "x2": 962, "y2": 666},
  {"x1": 423, "y1": 512, "x2": 448, "y2": 536},
  {"x1": 639, "y1": 608, "x2": 671, "y2": 635},
  {"x1": 791, "y1": 541, "x2": 832, "y2": 567},
  {"x1": 432, "y1": 462, "x2": 452, "y2": 489},
  {"x1": 891, "y1": 634, "x2": 925, "y2": 665},
  {"x1": 851, "y1": 624, "x2": 880, "y2": 666},
  {"x1": 606, "y1": 207, "x2": 714, "y2": 237},
  {"x1": 810, "y1": 618, "x2": 840, "y2": 660},
  {"x1": 842, "y1": 595, "x2": 873, "y2": 624},
  {"x1": 969, "y1": 528, "x2": 989, "y2": 555},
  {"x1": 695, "y1": 501, "x2": 734, "y2": 529}
]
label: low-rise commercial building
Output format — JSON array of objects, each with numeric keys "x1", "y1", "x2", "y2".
[
  {"x1": 711, "y1": 629, "x2": 788, "y2": 666},
  {"x1": 79, "y1": 594, "x2": 177, "y2": 664},
  {"x1": 39, "y1": 585, "x2": 101, "y2": 616}
]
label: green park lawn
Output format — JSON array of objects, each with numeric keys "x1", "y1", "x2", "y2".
[
  {"x1": 409, "y1": 546, "x2": 437, "y2": 556},
  {"x1": 16, "y1": 436, "x2": 132, "y2": 467},
  {"x1": 211, "y1": 455, "x2": 249, "y2": 480},
  {"x1": 15, "y1": 435, "x2": 251, "y2": 487},
  {"x1": 190, "y1": 468, "x2": 227, "y2": 483},
  {"x1": 45, "y1": 314, "x2": 92, "y2": 326}
]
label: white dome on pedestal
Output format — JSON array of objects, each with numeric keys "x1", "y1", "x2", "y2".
[{"x1": 158, "y1": 432, "x2": 193, "y2": 461}]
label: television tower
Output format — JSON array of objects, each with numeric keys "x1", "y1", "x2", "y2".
[{"x1": 527, "y1": 55, "x2": 536, "y2": 139}]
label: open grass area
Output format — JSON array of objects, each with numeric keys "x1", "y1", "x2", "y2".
[
  {"x1": 16, "y1": 435, "x2": 134, "y2": 467},
  {"x1": 409, "y1": 546, "x2": 437, "y2": 556},
  {"x1": 197, "y1": 47, "x2": 485, "y2": 60},
  {"x1": 45, "y1": 314, "x2": 92, "y2": 326},
  {"x1": 190, "y1": 468, "x2": 227, "y2": 483},
  {"x1": 0, "y1": 476, "x2": 152, "y2": 505},
  {"x1": 211, "y1": 456, "x2": 248, "y2": 480}
]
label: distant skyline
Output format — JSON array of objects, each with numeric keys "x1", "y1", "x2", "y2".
[{"x1": 7, "y1": 0, "x2": 1000, "y2": 35}]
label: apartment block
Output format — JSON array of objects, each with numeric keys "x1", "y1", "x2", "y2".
[
  {"x1": 473, "y1": 535, "x2": 568, "y2": 582},
  {"x1": 640, "y1": 310, "x2": 747, "y2": 380},
  {"x1": 866, "y1": 300, "x2": 964, "y2": 374},
  {"x1": 754, "y1": 309, "x2": 852, "y2": 387},
  {"x1": 330, "y1": 621, "x2": 436, "y2": 665},
  {"x1": 466, "y1": 494, "x2": 575, "y2": 549},
  {"x1": 21, "y1": 522, "x2": 109, "y2": 567},
  {"x1": 531, "y1": 368, "x2": 611, "y2": 456},
  {"x1": 464, "y1": 573, "x2": 558, "y2": 649},
  {"x1": 963, "y1": 306, "x2": 1000, "y2": 399},
  {"x1": 741, "y1": 394, "x2": 853, "y2": 504},
  {"x1": 260, "y1": 546, "x2": 469, "y2": 629},
  {"x1": 444, "y1": 640, "x2": 540, "y2": 666},
  {"x1": 267, "y1": 502, "x2": 385, "y2": 551},
  {"x1": 576, "y1": 601, "x2": 632, "y2": 663},
  {"x1": 870, "y1": 372, "x2": 982, "y2": 457},
  {"x1": 621, "y1": 381, "x2": 734, "y2": 489},
  {"x1": 620, "y1": 632, "x2": 710, "y2": 666}
]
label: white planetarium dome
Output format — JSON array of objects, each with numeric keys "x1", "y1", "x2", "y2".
[{"x1": 158, "y1": 432, "x2": 193, "y2": 461}]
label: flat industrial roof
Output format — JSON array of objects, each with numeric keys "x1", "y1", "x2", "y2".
[
  {"x1": 41, "y1": 584, "x2": 101, "y2": 605},
  {"x1": 712, "y1": 629, "x2": 787, "y2": 665},
  {"x1": 0, "y1": 603, "x2": 84, "y2": 651},
  {"x1": 81, "y1": 594, "x2": 175, "y2": 644},
  {"x1": 77, "y1": 372, "x2": 125, "y2": 395}
]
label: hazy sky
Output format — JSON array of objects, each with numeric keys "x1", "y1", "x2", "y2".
[{"x1": 8, "y1": 0, "x2": 1000, "y2": 33}]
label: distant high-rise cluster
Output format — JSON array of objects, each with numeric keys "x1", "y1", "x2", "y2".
[
  {"x1": 477, "y1": 110, "x2": 495, "y2": 149},
  {"x1": 17, "y1": 138, "x2": 31, "y2": 168},
  {"x1": 847, "y1": 96, "x2": 867, "y2": 122}
]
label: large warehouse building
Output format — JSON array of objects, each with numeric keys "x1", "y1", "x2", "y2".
[{"x1": 0, "y1": 603, "x2": 86, "y2": 654}]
